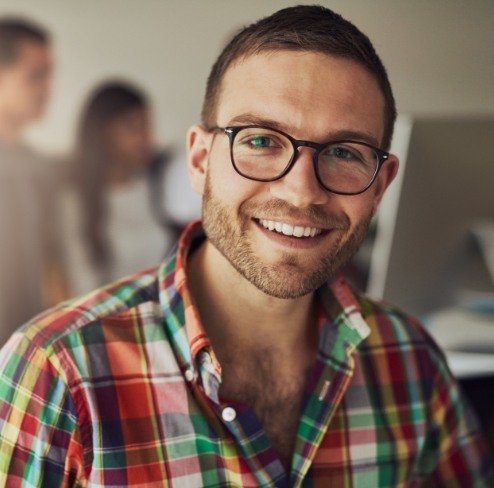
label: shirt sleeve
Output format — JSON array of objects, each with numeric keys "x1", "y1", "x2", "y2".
[
  {"x1": 415, "y1": 349, "x2": 494, "y2": 486},
  {"x1": 0, "y1": 332, "x2": 86, "y2": 487}
]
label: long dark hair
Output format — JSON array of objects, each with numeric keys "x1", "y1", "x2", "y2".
[{"x1": 73, "y1": 81, "x2": 148, "y2": 269}]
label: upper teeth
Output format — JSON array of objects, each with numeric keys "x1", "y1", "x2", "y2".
[{"x1": 258, "y1": 219, "x2": 322, "y2": 238}]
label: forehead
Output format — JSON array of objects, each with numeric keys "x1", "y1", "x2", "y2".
[
  {"x1": 112, "y1": 107, "x2": 149, "y2": 126},
  {"x1": 216, "y1": 50, "x2": 385, "y2": 145}
]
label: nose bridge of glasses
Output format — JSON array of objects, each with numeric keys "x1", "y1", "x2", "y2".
[{"x1": 292, "y1": 139, "x2": 324, "y2": 165}]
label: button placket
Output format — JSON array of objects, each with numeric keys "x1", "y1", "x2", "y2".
[{"x1": 184, "y1": 367, "x2": 195, "y2": 382}]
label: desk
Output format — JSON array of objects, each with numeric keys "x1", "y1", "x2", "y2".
[
  {"x1": 426, "y1": 306, "x2": 494, "y2": 377},
  {"x1": 446, "y1": 351, "x2": 494, "y2": 379},
  {"x1": 427, "y1": 308, "x2": 494, "y2": 456}
]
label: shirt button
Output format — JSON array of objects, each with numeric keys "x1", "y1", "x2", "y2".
[
  {"x1": 184, "y1": 368, "x2": 195, "y2": 382},
  {"x1": 222, "y1": 406, "x2": 236, "y2": 422}
]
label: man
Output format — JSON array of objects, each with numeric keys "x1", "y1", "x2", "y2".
[
  {"x1": 0, "y1": 6, "x2": 492, "y2": 487},
  {"x1": 0, "y1": 17, "x2": 60, "y2": 346}
]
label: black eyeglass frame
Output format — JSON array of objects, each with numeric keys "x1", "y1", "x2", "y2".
[{"x1": 209, "y1": 125, "x2": 390, "y2": 196}]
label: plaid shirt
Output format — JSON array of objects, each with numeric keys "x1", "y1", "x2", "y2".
[{"x1": 0, "y1": 222, "x2": 492, "y2": 487}]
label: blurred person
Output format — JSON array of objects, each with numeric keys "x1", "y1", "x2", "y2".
[
  {"x1": 0, "y1": 5, "x2": 493, "y2": 487},
  {"x1": 0, "y1": 17, "x2": 60, "y2": 346},
  {"x1": 63, "y1": 81, "x2": 179, "y2": 296}
]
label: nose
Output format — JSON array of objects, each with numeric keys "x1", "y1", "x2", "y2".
[{"x1": 269, "y1": 147, "x2": 330, "y2": 207}]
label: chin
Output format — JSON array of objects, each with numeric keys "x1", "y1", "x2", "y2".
[{"x1": 229, "y1": 250, "x2": 337, "y2": 299}]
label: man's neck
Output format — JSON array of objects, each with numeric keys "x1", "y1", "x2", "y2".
[{"x1": 187, "y1": 240, "x2": 318, "y2": 359}]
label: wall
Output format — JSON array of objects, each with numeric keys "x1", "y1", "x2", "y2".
[{"x1": 0, "y1": 0, "x2": 492, "y2": 154}]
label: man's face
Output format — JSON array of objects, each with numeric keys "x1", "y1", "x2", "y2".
[
  {"x1": 0, "y1": 40, "x2": 53, "y2": 123},
  {"x1": 188, "y1": 51, "x2": 398, "y2": 299}
]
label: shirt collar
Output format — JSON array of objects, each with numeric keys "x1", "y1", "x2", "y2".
[
  {"x1": 158, "y1": 220, "x2": 371, "y2": 378},
  {"x1": 158, "y1": 221, "x2": 213, "y2": 376}
]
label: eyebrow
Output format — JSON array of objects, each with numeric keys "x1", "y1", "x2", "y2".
[{"x1": 226, "y1": 113, "x2": 381, "y2": 148}]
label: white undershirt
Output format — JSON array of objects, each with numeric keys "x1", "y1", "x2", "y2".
[
  {"x1": 106, "y1": 176, "x2": 171, "y2": 278},
  {"x1": 62, "y1": 154, "x2": 201, "y2": 297}
]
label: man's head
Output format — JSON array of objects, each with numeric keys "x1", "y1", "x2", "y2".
[
  {"x1": 188, "y1": 5, "x2": 399, "y2": 298},
  {"x1": 0, "y1": 17, "x2": 52, "y2": 128},
  {"x1": 202, "y1": 5, "x2": 396, "y2": 151}
]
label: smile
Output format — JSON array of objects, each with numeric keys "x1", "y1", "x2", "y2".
[{"x1": 257, "y1": 219, "x2": 323, "y2": 238}]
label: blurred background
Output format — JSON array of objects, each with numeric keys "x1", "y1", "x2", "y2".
[
  {"x1": 0, "y1": 0, "x2": 493, "y2": 446},
  {"x1": 1, "y1": 0, "x2": 492, "y2": 153}
]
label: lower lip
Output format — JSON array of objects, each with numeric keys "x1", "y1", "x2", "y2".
[{"x1": 253, "y1": 220, "x2": 331, "y2": 249}]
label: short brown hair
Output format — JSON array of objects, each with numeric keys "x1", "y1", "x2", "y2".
[
  {"x1": 202, "y1": 5, "x2": 396, "y2": 150},
  {"x1": 0, "y1": 17, "x2": 49, "y2": 67}
]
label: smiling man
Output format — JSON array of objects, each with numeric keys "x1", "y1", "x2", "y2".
[{"x1": 0, "y1": 5, "x2": 492, "y2": 487}]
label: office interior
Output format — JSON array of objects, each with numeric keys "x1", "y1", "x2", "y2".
[{"x1": 1, "y1": 0, "x2": 493, "y2": 451}]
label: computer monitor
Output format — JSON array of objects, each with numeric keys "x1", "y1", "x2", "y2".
[{"x1": 367, "y1": 116, "x2": 494, "y2": 317}]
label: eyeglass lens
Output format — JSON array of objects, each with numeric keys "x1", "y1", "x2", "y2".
[{"x1": 231, "y1": 126, "x2": 379, "y2": 193}]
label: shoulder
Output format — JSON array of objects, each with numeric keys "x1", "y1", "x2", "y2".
[
  {"x1": 356, "y1": 293, "x2": 450, "y2": 376},
  {"x1": 358, "y1": 294, "x2": 432, "y2": 343},
  {"x1": 2, "y1": 267, "x2": 160, "y2": 362},
  {"x1": 0, "y1": 266, "x2": 165, "y2": 439}
]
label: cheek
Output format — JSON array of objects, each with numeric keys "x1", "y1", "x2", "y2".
[
  {"x1": 2, "y1": 76, "x2": 24, "y2": 100},
  {"x1": 208, "y1": 170, "x2": 259, "y2": 212},
  {"x1": 114, "y1": 131, "x2": 138, "y2": 155},
  {"x1": 207, "y1": 146, "x2": 263, "y2": 202},
  {"x1": 18, "y1": 73, "x2": 37, "y2": 93},
  {"x1": 335, "y1": 193, "x2": 375, "y2": 231}
]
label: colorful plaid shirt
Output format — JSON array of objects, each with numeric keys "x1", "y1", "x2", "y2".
[{"x1": 0, "y1": 222, "x2": 492, "y2": 487}]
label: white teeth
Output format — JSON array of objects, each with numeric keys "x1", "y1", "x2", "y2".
[
  {"x1": 258, "y1": 219, "x2": 322, "y2": 238},
  {"x1": 281, "y1": 223, "x2": 293, "y2": 236}
]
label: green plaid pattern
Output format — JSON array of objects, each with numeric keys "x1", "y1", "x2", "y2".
[{"x1": 0, "y1": 222, "x2": 492, "y2": 487}]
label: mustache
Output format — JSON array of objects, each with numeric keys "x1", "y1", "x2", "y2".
[{"x1": 241, "y1": 198, "x2": 350, "y2": 230}]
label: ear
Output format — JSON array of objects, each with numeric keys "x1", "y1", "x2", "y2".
[
  {"x1": 371, "y1": 155, "x2": 399, "y2": 215},
  {"x1": 186, "y1": 124, "x2": 212, "y2": 195}
]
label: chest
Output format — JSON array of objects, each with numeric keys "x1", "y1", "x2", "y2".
[{"x1": 219, "y1": 359, "x2": 309, "y2": 470}]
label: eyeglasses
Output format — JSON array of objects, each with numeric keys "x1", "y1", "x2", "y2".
[{"x1": 209, "y1": 125, "x2": 390, "y2": 195}]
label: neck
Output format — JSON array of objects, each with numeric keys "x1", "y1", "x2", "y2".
[{"x1": 187, "y1": 240, "x2": 318, "y2": 356}]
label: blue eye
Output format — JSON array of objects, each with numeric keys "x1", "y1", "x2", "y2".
[
  {"x1": 249, "y1": 136, "x2": 272, "y2": 148},
  {"x1": 329, "y1": 146, "x2": 357, "y2": 160}
]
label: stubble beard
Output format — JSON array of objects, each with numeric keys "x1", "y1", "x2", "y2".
[{"x1": 202, "y1": 174, "x2": 373, "y2": 299}]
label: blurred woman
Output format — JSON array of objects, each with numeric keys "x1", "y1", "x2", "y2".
[{"x1": 64, "y1": 80, "x2": 177, "y2": 296}]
